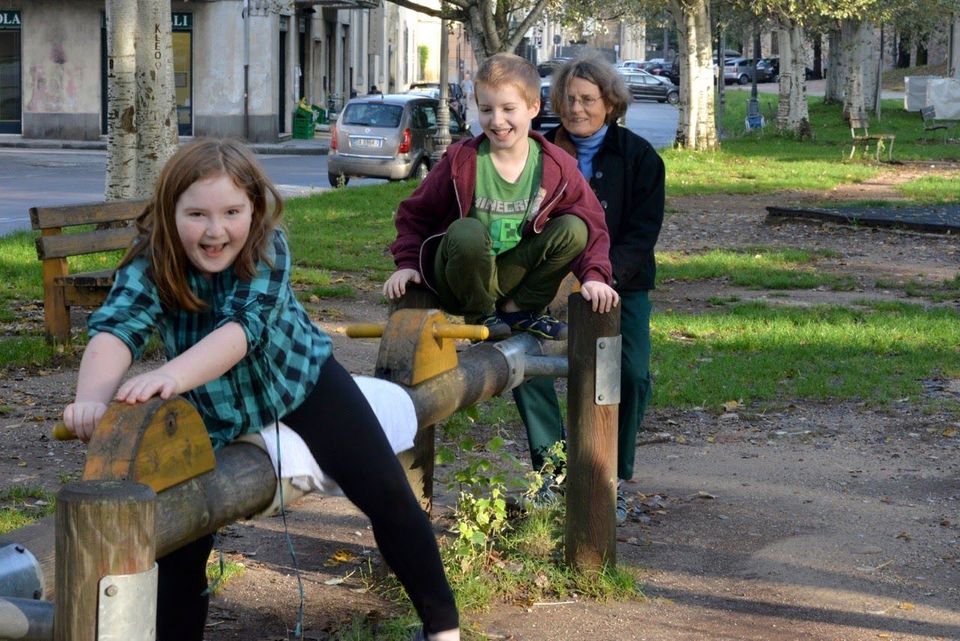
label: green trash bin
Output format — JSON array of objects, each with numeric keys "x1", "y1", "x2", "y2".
[
  {"x1": 292, "y1": 111, "x2": 314, "y2": 139},
  {"x1": 312, "y1": 104, "x2": 326, "y2": 125}
]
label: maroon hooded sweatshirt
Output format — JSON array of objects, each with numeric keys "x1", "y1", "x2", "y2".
[{"x1": 388, "y1": 131, "x2": 614, "y2": 292}]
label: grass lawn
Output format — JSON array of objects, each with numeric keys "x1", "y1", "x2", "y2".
[{"x1": 0, "y1": 90, "x2": 957, "y2": 404}]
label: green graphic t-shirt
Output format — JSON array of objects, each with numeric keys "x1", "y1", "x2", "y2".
[{"x1": 472, "y1": 139, "x2": 543, "y2": 255}]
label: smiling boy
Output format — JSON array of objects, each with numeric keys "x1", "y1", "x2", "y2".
[{"x1": 383, "y1": 53, "x2": 618, "y2": 340}]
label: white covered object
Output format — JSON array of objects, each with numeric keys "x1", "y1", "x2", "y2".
[
  {"x1": 925, "y1": 78, "x2": 960, "y2": 120},
  {"x1": 904, "y1": 76, "x2": 940, "y2": 111},
  {"x1": 237, "y1": 375, "x2": 417, "y2": 517}
]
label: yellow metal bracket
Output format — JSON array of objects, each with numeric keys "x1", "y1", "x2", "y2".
[{"x1": 347, "y1": 308, "x2": 488, "y2": 386}]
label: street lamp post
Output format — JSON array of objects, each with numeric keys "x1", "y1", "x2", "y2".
[
  {"x1": 435, "y1": 8, "x2": 451, "y2": 159},
  {"x1": 746, "y1": 29, "x2": 764, "y2": 130}
]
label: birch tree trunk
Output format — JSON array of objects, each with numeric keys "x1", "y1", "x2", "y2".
[
  {"x1": 840, "y1": 18, "x2": 869, "y2": 120},
  {"x1": 136, "y1": 0, "x2": 178, "y2": 198},
  {"x1": 857, "y1": 21, "x2": 880, "y2": 115},
  {"x1": 105, "y1": 0, "x2": 138, "y2": 200},
  {"x1": 824, "y1": 28, "x2": 844, "y2": 103},
  {"x1": 775, "y1": 22, "x2": 810, "y2": 138},
  {"x1": 669, "y1": 0, "x2": 717, "y2": 151}
]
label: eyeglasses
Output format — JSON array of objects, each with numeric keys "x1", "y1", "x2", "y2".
[{"x1": 565, "y1": 94, "x2": 603, "y2": 108}]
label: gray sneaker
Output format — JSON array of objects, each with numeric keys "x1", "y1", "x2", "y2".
[
  {"x1": 523, "y1": 474, "x2": 563, "y2": 510},
  {"x1": 616, "y1": 483, "x2": 629, "y2": 525}
]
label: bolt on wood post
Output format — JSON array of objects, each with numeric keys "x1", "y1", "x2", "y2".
[
  {"x1": 564, "y1": 294, "x2": 620, "y2": 570},
  {"x1": 55, "y1": 480, "x2": 157, "y2": 641}
]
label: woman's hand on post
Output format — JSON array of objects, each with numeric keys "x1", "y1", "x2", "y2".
[
  {"x1": 63, "y1": 401, "x2": 108, "y2": 443},
  {"x1": 383, "y1": 268, "x2": 421, "y2": 299},
  {"x1": 580, "y1": 280, "x2": 620, "y2": 313}
]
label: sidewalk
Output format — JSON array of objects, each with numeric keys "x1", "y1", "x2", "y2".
[{"x1": 0, "y1": 130, "x2": 332, "y2": 155}]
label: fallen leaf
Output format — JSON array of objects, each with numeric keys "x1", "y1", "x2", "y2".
[
  {"x1": 895, "y1": 531, "x2": 912, "y2": 542},
  {"x1": 897, "y1": 601, "x2": 915, "y2": 611},
  {"x1": 722, "y1": 400, "x2": 741, "y2": 412},
  {"x1": 324, "y1": 549, "x2": 357, "y2": 566},
  {"x1": 942, "y1": 427, "x2": 957, "y2": 438}
]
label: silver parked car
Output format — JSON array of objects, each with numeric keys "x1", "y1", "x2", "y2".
[{"x1": 327, "y1": 94, "x2": 470, "y2": 187}]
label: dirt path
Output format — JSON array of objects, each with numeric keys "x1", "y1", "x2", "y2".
[{"x1": 2, "y1": 170, "x2": 959, "y2": 640}]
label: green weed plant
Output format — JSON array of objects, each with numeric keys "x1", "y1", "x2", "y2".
[{"x1": 0, "y1": 486, "x2": 56, "y2": 534}]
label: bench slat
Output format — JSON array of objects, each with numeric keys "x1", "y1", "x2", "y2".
[
  {"x1": 56, "y1": 269, "x2": 116, "y2": 288},
  {"x1": 30, "y1": 200, "x2": 148, "y2": 230},
  {"x1": 36, "y1": 226, "x2": 138, "y2": 260},
  {"x1": 64, "y1": 285, "x2": 113, "y2": 308}
]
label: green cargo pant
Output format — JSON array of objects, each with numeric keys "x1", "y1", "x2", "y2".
[
  {"x1": 431, "y1": 215, "x2": 588, "y2": 317},
  {"x1": 512, "y1": 289, "x2": 652, "y2": 480}
]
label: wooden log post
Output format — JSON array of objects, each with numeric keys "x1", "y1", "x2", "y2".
[
  {"x1": 54, "y1": 481, "x2": 157, "y2": 641},
  {"x1": 564, "y1": 294, "x2": 621, "y2": 570}
]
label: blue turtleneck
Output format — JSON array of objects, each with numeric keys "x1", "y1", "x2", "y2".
[{"x1": 569, "y1": 124, "x2": 608, "y2": 180}]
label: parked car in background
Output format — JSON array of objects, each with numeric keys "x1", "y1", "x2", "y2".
[
  {"x1": 617, "y1": 60, "x2": 645, "y2": 73},
  {"x1": 723, "y1": 57, "x2": 755, "y2": 85},
  {"x1": 754, "y1": 58, "x2": 778, "y2": 82},
  {"x1": 619, "y1": 70, "x2": 680, "y2": 104},
  {"x1": 406, "y1": 82, "x2": 467, "y2": 121},
  {"x1": 532, "y1": 77, "x2": 561, "y2": 130},
  {"x1": 761, "y1": 57, "x2": 816, "y2": 82},
  {"x1": 328, "y1": 94, "x2": 470, "y2": 186},
  {"x1": 537, "y1": 58, "x2": 570, "y2": 78}
]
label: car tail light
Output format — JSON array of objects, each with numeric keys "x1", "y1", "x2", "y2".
[
  {"x1": 398, "y1": 128, "x2": 411, "y2": 153},
  {"x1": 330, "y1": 126, "x2": 338, "y2": 151}
]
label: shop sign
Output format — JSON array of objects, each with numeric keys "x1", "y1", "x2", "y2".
[
  {"x1": 172, "y1": 13, "x2": 192, "y2": 30},
  {"x1": 0, "y1": 11, "x2": 21, "y2": 28}
]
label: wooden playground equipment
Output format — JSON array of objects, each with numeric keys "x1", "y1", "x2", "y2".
[{"x1": 0, "y1": 298, "x2": 620, "y2": 640}]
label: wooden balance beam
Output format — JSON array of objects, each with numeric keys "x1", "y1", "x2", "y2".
[{"x1": 0, "y1": 300, "x2": 619, "y2": 639}]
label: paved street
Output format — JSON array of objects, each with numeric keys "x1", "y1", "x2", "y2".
[{"x1": 0, "y1": 100, "x2": 678, "y2": 236}]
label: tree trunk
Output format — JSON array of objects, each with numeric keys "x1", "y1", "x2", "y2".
[
  {"x1": 841, "y1": 18, "x2": 871, "y2": 119},
  {"x1": 775, "y1": 22, "x2": 810, "y2": 138},
  {"x1": 824, "y1": 27, "x2": 844, "y2": 103},
  {"x1": 136, "y1": 0, "x2": 179, "y2": 198},
  {"x1": 857, "y1": 21, "x2": 880, "y2": 115},
  {"x1": 669, "y1": 0, "x2": 717, "y2": 151},
  {"x1": 105, "y1": 0, "x2": 138, "y2": 201}
]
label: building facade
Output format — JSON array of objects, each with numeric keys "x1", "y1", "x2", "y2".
[{"x1": 0, "y1": 0, "x2": 453, "y2": 143}]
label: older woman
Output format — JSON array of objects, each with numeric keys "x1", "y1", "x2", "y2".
[{"x1": 513, "y1": 55, "x2": 665, "y2": 524}]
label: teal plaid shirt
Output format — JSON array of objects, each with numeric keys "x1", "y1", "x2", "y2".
[{"x1": 89, "y1": 229, "x2": 332, "y2": 450}]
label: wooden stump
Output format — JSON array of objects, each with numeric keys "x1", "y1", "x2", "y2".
[{"x1": 54, "y1": 480, "x2": 157, "y2": 641}]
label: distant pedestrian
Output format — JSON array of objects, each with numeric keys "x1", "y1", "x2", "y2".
[
  {"x1": 461, "y1": 72, "x2": 474, "y2": 110},
  {"x1": 369, "y1": 84, "x2": 382, "y2": 95}
]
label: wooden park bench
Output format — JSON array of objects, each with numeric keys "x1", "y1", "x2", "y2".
[
  {"x1": 849, "y1": 112, "x2": 895, "y2": 162},
  {"x1": 920, "y1": 105, "x2": 959, "y2": 142},
  {"x1": 30, "y1": 199, "x2": 148, "y2": 343}
]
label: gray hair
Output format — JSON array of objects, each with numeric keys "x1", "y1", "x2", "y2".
[{"x1": 550, "y1": 53, "x2": 631, "y2": 124}]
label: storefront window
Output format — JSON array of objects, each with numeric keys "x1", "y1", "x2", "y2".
[
  {"x1": 0, "y1": 11, "x2": 22, "y2": 134},
  {"x1": 172, "y1": 14, "x2": 192, "y2": 136}
]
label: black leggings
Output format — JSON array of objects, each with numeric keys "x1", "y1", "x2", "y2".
[
  {"x1": 283, "y1": 357, "x2": 459, "y2": 634},
  {"x1": 156, "y1": 357, "x2": 458, "y2": 640}
]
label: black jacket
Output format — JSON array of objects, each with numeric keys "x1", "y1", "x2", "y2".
[{"x1": 546, "y1": 124, "x2": 665, "y2": 291}]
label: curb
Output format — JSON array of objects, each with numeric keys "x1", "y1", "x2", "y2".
[{"x1": 0, "y1": 137, "x2": 331, "y2": 156}]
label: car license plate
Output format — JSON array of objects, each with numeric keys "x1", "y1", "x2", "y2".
[{"x1": 351, "y1": 137, "x2": 382, "y2": 149}]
